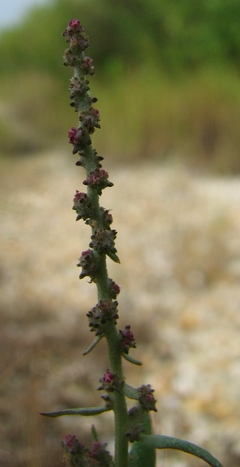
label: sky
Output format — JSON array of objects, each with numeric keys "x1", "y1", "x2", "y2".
[{"x1": 0, "y1": 0, "x2": 49, "y2": 30}]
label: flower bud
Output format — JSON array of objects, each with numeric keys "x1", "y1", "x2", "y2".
[
  {"x1": 89, "y1": 228, "x2": 117, "y2": 256},
  {"x1": 72, "y1": 190, "x2": 92, "y2": 221},
  {"x1": 68, "y1": 127, "x2": 91, "y2": 154},
  {"x1": 77, "y1": 249, "x2": 98, "y2": 280},
  {"x1": 137, "y1": 384, "x2": 157, "y2": 412},
  {"x1": 62, "y1": 434, "x2": 87, "y2": 456},
  {"x1": 125, "y1": 424, "x2": 144, "y2": 443},
  {"x1": 88, "y1": 441, "x2": 113, "y2": 465},
  {"x1": 69, "y1": 76, "x2": 91, "y2": 110},
  {"x1": 83, "y1": 169, "x2": 113, "y2": 195},
  {"x1": 87, "y1": 300, "x2": 119, "y2": 334},
  {"x1": 98, "y1": 369, "x2": 124, "y2": 392},
  {"x1": 68, "y1": 19, "x2": 81, "y2": 30},
  {"x1": 119, "y1": 325, "x2": 136, "y2": 353},
  {"x1": 99, "y1": 208, "x2": 113, "y2": 228},
  {"x1": 80, "y1": 108, "x2": 100, "y2": 135},
  {"x1": 108, "y1": 279, "x2": 120, "y2": 299},
  {"x1": 62, "y1": 19, "x2": 89, "y2": 52},
  {"x1": 81, "y1": 56, "x2": 95, "y2": 75}
]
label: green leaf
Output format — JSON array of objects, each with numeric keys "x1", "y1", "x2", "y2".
[
  {"x1": 141, "y1": 435, "x2": 223, "y2": 467},
  {"x1": 91, "y1": 425, "x2": 99, "y2": 442},
  {"x1": 123, "y1": 383, "x2": 139, "y2": 400},
  {"x1": 83, "y1": 335, "x2": 103, "y2": 355},
  {"x1": 107, "y1": 250, "x2": 120, "y2": 263},
  {"x1": 122, "y1": 352, "x2": 142, "y2": 366},
  {"x1": 40, "y1": 406, "x2": 111, "y2": 417}
]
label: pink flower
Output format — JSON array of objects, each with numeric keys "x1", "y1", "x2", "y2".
[
  {"x1": 62, "y1": 434, "x2": 76, "y2": 448},
  {"x1": 103, "y1": 369, "x2": 114, "y2": 383},
  {"x1": 68, "y1": 19, "x2": 81, "y2": 29},
  {"x1": 68, "y1": 127, "x2": 78, "y2": 144},
  {"x1": 120, "y1": 325, "x2": 136, "y2": 352},
  {"x1": 73, "y1": 190, "x2": 86, "y2": 204}
]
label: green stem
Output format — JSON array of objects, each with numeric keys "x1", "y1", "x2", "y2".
[
  {"x1": 113, "y1": 390, "x2": 129, "y2": 467},
  {"x1": 96, "y1": 254, "x2": 110, "y2": 301},
  {"x1": 96, "y1": 262, "x2": 128, "y2": 467},
  {"x1": 72, "y1": 54, "x2": 129, "y2": 467},
  {"x1": 105, "y1": 322, "x2": 128, "y2": 467}
]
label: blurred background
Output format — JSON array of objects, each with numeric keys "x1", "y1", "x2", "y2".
[
  {"x1": 0, "y1": 0, "x2": 240, "y2": 170},
  {"x1": 1, "y1": 1, "x2": 240, "y2": 466}
]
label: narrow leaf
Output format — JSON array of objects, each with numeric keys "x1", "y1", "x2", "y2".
[
  {"x1": 141, "y1": 435, "x2": 223, "y2": 467},
  {"x1": 83, "y1": 335, "x2": 103, "y2": 355},
  {"x1": 40, "y1": 406, "x2": 111, "y2": 417},
  {"x1": 91, "y1": 425, "x2": 99, "y2": 442},
  {"x1": 107, "y1": 251, "x2": 120, "y2": 263},
  {"x1": 123, "y1": 383, "x2": 139, "y2": 400},
  {"x1": 122, "y1": 353, "x2": 142, "y2": 366}
]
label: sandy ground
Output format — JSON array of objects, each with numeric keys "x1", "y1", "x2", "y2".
[{"x1": 1, "y1": 151, "x2": 240, "y2": 466}]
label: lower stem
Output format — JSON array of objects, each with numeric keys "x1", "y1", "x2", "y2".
[
  {"x1": 105, "y1": 326, "x2": 128, "y2": 467},
  {"x1": 113, "y1": 391, "x2": 129, "y2": 467}
]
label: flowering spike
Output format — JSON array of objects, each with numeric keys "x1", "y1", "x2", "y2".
[
  {"x1": 47, "y1": 18, "x2": 224, "y2": 467},
  {"x1": 62, "y1": 19, "x2": 90, "y2": 53}
]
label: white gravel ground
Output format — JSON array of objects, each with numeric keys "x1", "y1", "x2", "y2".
[{"x1": 1, "y1": 152, "x2": 240, "y2": 466}]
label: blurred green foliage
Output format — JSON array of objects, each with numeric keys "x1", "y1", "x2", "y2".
[
  {"x1": 1, "y1": 0, "x2": 240, "y2": 76},
  {"x1": 0, "y1": 0, "x2": 240, "y2": 172}
]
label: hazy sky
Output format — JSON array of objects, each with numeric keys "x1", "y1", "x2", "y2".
[{"x1": 0, "y1": 0, "x2": 49, "y2": 30}]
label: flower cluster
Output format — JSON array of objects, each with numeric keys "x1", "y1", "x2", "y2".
[
  {"x1": 89, "y1": 228, "x2": 118, "y2": 257},
  {"x1": 107, "y1": 279, "x2": 120, "y2": 299},
  {"x1": 73, "y1": 191, "x2": 93, "y2": 221},
  {"x1": 125, "y1": 424, "x2": 144, "y2": 443},
  {"x1": 83, "y1": 169, "x2": 114, "y2": 195},
  {"x1": 119, "y1": 325, "x2": 136, "y2": 354},
  {"x1": 63, "y1": 19, "x2": 103, "y2": 173},
  {"x1": 80, "y1": 108, "x2": 100, "y2": 134},
  {"x1": 62, "y1": 434, "x2": 113, "y2": 467},
  {"x1": 87, "y1": 300, "x2": 119, "y2": 335},
  {"x1": 69, "y1": 75, "x2": 90, "y2": 103},
  {"x1": 68, "y1": 126, "x2": 91, "y2": 154},
  {"x1": 77, "y1": 249, "x2": 98, "y2": 280},
  {"x1": 98, "y1": 369, "x2": 124, "y2": 393},
  {"x1": 62, "y1": 19, "x2": 90, "y2": 67},
  {"x1": 99, "y1": 208, "x2": 113, "y2": 228},
  {"x1": 68, "y1": 109, "x2": 100, "y2": 150},
  {"x1": 137, "y1": 385, "x2": 157, "y2": 412},
  {"x1": 88, "y1": 441, "x2": 113, "y2": 466}
]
